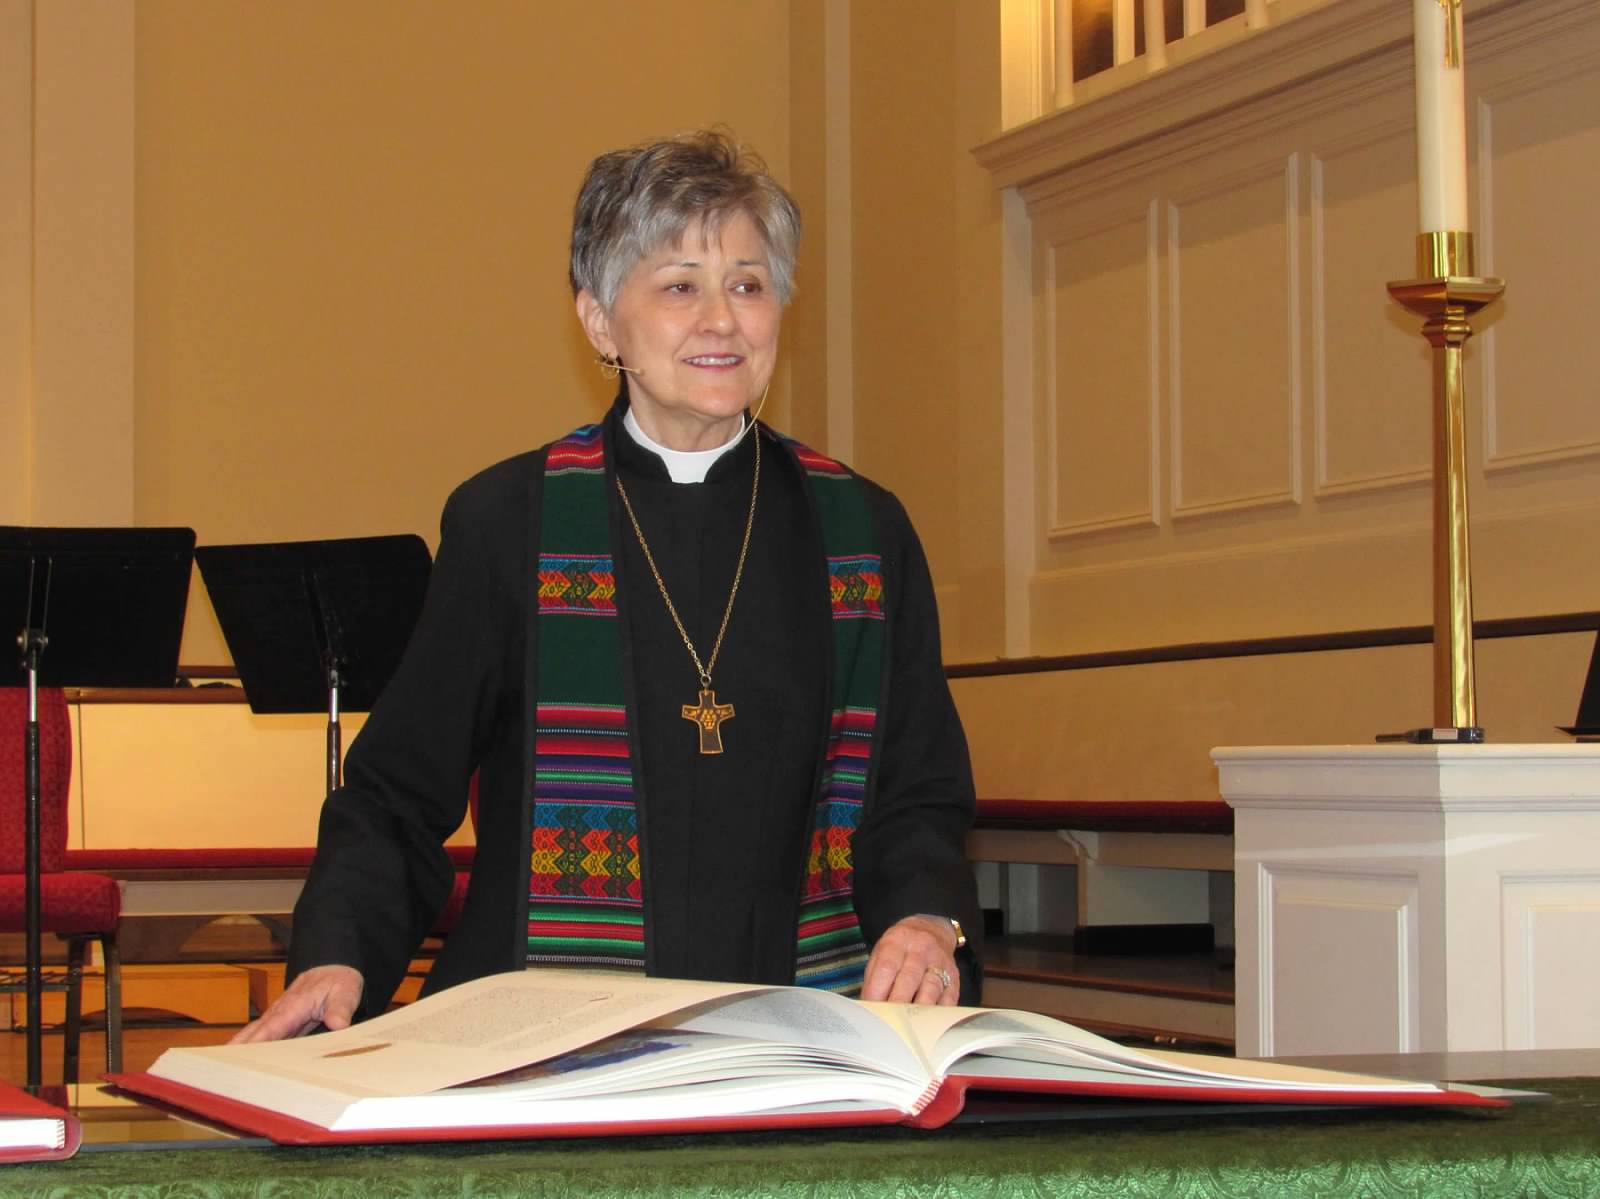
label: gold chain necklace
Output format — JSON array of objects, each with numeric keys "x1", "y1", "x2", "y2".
[{"x1": 614, "y1": 424, "x2": 761, "y2": 755}]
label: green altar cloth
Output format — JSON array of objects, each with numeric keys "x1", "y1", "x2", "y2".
[{"x1": 4, "y1": 1078, "x2": 1597, "y2": 1198}]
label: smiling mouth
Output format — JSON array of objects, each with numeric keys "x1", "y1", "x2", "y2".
[{"x1": 684, "y1": 355, "x2": 743, "y2": 367}]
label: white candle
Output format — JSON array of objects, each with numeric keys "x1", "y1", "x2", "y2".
[
  {"x1": 1144, "y1": 0, "x2": 1167, "y2": 68},
  {"x1": 1412, "y1": 0, "x2": 1469, "y2": 232},
  {"x1": 1245, "y1": 0, "x2": 1268, "y2": 28}
]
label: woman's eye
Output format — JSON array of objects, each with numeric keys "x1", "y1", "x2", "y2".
[
  {"x1": 665, "y1": 281, "x2": 694, "y2": 294},
  {"x1": 733, "y1": 280, "x2": 764, "y2": 295}
]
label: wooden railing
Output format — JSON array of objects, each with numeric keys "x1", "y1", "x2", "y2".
[{"x1": 947, "y1": 611, "x2": 1600, "y2": 679}]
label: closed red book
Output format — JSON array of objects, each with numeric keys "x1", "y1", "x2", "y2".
[{"x1": 0, "y1": 1080, "x2": 81, "y2": 1163}]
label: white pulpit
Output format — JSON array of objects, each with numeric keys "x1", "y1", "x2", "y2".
[{"x1": 1214, "y1": 745, "x2": 1600, "y2": 1057}]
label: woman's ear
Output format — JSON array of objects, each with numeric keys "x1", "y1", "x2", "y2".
[{"x1": 575, "y1": 290, "x2": 615, "y2": 357}]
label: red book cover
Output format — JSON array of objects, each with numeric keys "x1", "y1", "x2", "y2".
[
  {"x1": 0, "y1": 1080, "x2": 81, "y2": 1163},
  {"x1": 105, "y1": 1066, "x2": 1506, "y2": 1148},
  {"x1": 900, "y1": 1072, "x2": 1508, "y2": 1128},
  {"x1": 105, "y1": 1072, "x2": 909, "y2": 1146}
]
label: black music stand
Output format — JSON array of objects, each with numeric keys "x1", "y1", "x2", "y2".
[
  {"x1": 1558, "y1": 630, "x2": 1600, "y2": 741},
  {"x1": 1, "y1": 525, "x2": 195, "y2": 1093},
  {"x1": 194, "y1": 536, "x2": 431, "y2": 796}
]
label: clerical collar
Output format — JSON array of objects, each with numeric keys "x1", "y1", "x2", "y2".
[{"x1": 622, "y1": 407, "x2": 745, "y2": 484}]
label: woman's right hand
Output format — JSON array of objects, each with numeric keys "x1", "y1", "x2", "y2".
[{"x1": 229, "y1": 963, "x2": 364, "y2": 1043}]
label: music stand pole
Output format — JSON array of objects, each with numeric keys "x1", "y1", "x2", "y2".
[
  {"x1": 17, "y1": 625, "x2": 46, "y2": 1092},
  {"x1": 325, "y1": 660, "x2": 343, "y2": 797}
]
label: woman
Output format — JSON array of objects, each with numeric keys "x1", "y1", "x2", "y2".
[{"x1": 237, "y1": 131, "x2": 980, "y2": 1042}]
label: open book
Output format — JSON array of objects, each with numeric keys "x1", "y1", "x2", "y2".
[
  {"x1": 113, "y1": 969, "x2": 1502, "y2": 1144},
  {"x1": 0, "y1": 1081, "x2": 81, "y2": 1163}
]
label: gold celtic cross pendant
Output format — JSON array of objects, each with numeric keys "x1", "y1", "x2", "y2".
[{"x1": 682, "y1": 688, "x2": 735, "y2": 755}]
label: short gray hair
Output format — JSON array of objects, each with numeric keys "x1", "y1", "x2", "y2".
[{"x1": 569, "y1": 129, "x2": 801, "y2": 309}]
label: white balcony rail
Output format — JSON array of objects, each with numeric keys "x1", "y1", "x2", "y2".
[{"x1": 1031, "y1": 0, "x2": 1283, "y2": 120}]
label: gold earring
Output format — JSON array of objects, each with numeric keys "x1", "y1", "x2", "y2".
[{"x1": 595, "y1": 353, "x2": 623, "y2": 379}]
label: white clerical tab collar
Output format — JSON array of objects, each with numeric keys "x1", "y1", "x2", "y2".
[{"x1": 623, "y1": 407, "x2": 743, "y2": 484}]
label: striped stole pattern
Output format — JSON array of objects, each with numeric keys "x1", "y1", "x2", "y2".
[
  {"x1": 528, "y1": 424, "x2": 884, "y2": 991},
  {"x1": 784, "y1": 442, "x2": 881, "y2": 993},
  {"x1": 528, "y1": 424, "x2": 644, "y2": 969}
]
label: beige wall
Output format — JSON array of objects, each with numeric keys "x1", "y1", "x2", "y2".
[
  {"x1": 843, "y1": 1, "x2": 1006, "y2": 662},
  {"x1": 132, "y1": 0, "x2": 792, "y2": 661},
  {"x1": 1, "y1": 0, "x2": 136, "y2": 527},
  {"x1": 0, "y1": 0, "x2": 28, "y2": 521},
  {"x1": 13, "y1": 0, "x2": 993, "y2": 663}
]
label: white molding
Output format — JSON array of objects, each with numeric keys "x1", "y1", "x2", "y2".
[
  {"x1": 1000, "y1": 0, "x2": 1053, "y2": 129},
  {"x1": 1308, "y1": 122, "x2": 1433, "y2": 499},
  {"x1": 1043, "y1": 203, "x2": 1161, "y2": 542},
  {"x1": 1285, "y1": 150, "x2": 1303, "y2": 509},
  {"x1": 1500, "y1": 870, "x2": 1600, "y2": 1049},
  {"x1": 1484, "y1": 442, "x2": 1600, "y2": 475},
  {"x1": 1048, "y1": 512, "x2": 1160, "y2": 540},
  {"x1": 974, "y1": 0, "x2": 1549, "y2": 194},
  {"x1": 1313, "y1": 469, "x2": 1432, "y2": 499},
  {"x1": 1263, "y1": 865, "x2": 1421, "y2": 1054},
  {"x1": 1215, "y1": 744, "x2": 1600, "y2": 812},
  {"x1": 1478, "y1": 56, "x2": 1600, "y2": 476},
  {"x1": 1002, "y1": 186, "x2": 1036, "y2": 659},
  {"x1": 1249, "y1": 857, "x2": 1273, "y2": 1053},
  {"x1": 1167, "y1": 156, "x2": 1301, "y2": 520},
  {"x1": 1027, "y1": 490, "x2": 1600, "y2": 588}
]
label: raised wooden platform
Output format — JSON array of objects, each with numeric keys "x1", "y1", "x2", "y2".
[{"x1": 983, "y1": 934, "x2": 1234, "y2": 1048}]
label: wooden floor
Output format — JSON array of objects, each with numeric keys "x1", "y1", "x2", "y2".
[{"x1": 0, "y1": 1024, "x2": 237, "y2": 1089}]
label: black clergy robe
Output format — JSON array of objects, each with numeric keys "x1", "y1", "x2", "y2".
[{"x1": 288, "y1": 398, "x2": 981, "y2": 1017}]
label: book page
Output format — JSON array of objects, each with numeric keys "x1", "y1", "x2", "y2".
[
  {"x1": 0, "y1": 1119, "x2": 65, "y2": 1151},
  {"x1": 150, "y1": 970, "x2": 766, "y2": 1116},
  {"x1": 932, "y1": 1010, "x2": 1442, "y2": 1093},
  {"x1": 666, "y1": 989, "x2": 931, "y2": 1085}
]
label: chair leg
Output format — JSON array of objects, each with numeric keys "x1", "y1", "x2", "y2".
[
  {"x1": 63, "y1": 937, "x2": 85, "y2": 1087},
  {"x1": 101, "y1": 934, "x2": 123, "y2": 1074}
]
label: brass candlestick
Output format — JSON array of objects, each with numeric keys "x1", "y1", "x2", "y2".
[{"x1": 1387, "y1": 231, "x2": 1504, "y2": 733}]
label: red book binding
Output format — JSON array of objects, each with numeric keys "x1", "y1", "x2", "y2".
[
  {"x1": 104, "y1": 1067, "x2": 1504, "y2": 1148},
  {"x1": 0, "y1": 1080, "x2": 81, "y2": 1163},
  {"x1": 105, "y1": 1071, "x2": 909, "y2": 1145}
]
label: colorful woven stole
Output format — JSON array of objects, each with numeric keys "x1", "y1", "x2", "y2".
[
  {"x1": 529, "y1": 425, "x2": 643, "y2": 969},
  {"x1": 786, "y1": 439, "x2": 882, "y2": 993},
  {"x1": 528, "y1": 423, "x2": 882, "y2": 992}
]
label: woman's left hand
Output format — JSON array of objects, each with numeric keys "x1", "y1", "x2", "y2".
[{"x1": 860, "y1": 914, "x2": 961, "y2": 1005}]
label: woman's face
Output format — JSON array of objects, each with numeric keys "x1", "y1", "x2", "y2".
[{"x1": 577, "y1": 210, "x2": 781, "y2": 451}]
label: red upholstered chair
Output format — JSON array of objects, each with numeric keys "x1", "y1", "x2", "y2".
[{"x1": 0, "y1": 686, "x2": 123, "y2": 1083}]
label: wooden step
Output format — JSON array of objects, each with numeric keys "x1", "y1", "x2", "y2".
[{"x1": 984, "y1": 934, "x2": 1234, "y2": 1048}]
